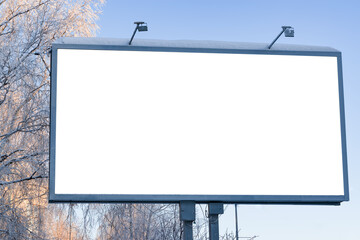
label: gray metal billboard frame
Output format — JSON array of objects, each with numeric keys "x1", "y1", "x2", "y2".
[{"x1": 49, "y1": 40, "x2": 349, "y2": 205}]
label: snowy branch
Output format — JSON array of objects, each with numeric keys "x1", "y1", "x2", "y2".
[
  {"x1": 0, "y1": 0, "x2": 50, "y2": 29},
  {"x1": 0, "y1": 174, "x2": 47, "y2": 186}
]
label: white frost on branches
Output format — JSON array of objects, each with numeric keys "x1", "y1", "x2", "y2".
[{"x1": 0, "y1": 0, "x2": 104, "y2": 239}]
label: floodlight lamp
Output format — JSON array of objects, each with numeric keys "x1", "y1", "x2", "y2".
[
  {"x1": 137, "y1": 23, "x2": 148, "y2": 32},
  {"x1": 284, "y1": 27, "x2": 295, "y2": 37},
  {"x1": 129, "y1": 21, "x2": 148, "y2": 45},
  {"x1": 134, "y1": 21, "x2": 148, "y2": 31},
  {"x1": 138, "y1": 25, "x2": 148, "y2": 32},
  {"x1": 268, "y1": 26, "x2": 295, "y2": 49}
]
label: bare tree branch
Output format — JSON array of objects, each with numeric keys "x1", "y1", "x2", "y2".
[
  {"x1": 0, "y1": 0, "x2": 50, "y2": 29},
  {"x1": 0, "y1": 174, "x2": 47, "y2": 186}
]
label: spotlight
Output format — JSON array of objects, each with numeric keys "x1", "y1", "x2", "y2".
[
  {"x1": 129, "y1": 21, "x2": 148, "y2": 45},
  {"x1": 268, "y1": 26, "x2": 295, "y2": 49},
  {"x1": 284, "y1": 26, "x2": 295, "y2": 37}
]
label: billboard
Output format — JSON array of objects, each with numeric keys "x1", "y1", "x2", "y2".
[{"x1": 49, "y1": 39, "x2": 349, "y2": 204}]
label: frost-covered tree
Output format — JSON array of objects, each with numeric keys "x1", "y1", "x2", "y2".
[
  {"x1": 0, "y1": 0, "x2": 104, "y2": 238},
  {"x1": 96, "y1": 204, "x2": 183, "y2": 240},
  {"x1": 0, "y1": 1, "x2": 251, "y2": 239}
]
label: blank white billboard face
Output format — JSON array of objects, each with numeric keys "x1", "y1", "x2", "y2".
[{"x1": 51, "y1": 47, "x2": 347, "y2": 203}]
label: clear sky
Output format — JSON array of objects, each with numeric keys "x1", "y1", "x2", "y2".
[{"x1": 96, "y1": 1, "x2": 360, "y2": 239}]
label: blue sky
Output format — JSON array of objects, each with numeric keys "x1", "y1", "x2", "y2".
[{"x1": 96, "y1": 1, "x2": 360, "y2": 239}]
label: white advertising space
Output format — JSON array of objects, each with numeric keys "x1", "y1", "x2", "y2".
[{"x1": 55, "y1": 49, "x2": 344, "y2": 196}]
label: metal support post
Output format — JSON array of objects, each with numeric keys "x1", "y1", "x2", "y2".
[
  {"x1": 129, "y1": 24, "x2": 139, "y2": 45},
  {"x1": 208, "y1": 203, "x2": 224, "y2": 240},
  {"x1": 235, "y1": 204, "x2": 239, "y2": 240},
  {"x1": 180, "y1": 201, "x2": 196, "y2": 240}
]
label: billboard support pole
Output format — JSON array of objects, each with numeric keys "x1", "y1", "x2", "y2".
[
  {"x1": 180, "y1": 201, "x2": 196, "y2": 240},
  {"x1": 235, "y1": 204, "x2": 239, "y2": 240},
  {"x1": 208, "y1": 203, "x2": 224, "y2": 240}
]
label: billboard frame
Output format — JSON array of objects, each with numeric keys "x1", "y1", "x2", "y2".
[{"x1": 49, "y1": 41, "x2": 349, "y2": 205}]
